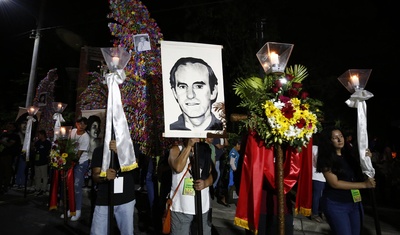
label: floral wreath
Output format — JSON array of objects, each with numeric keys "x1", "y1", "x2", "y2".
[{"x1": 233, "y1": 64, "x2": 323, "y2": 152}]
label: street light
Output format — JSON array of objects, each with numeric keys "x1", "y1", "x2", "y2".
[{"x1": 26, "y1": 1, "x2": 45, "y2": 107}]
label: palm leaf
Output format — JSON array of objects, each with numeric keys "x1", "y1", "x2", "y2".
[
  {"x1": 233, "y1": 76, "x2": 264, "y2": 99},
  {"x1": 286, "y1": 64, "x2": 308, "y2": 83}
]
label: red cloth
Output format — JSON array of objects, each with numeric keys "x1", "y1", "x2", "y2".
[
  {"x1": 234, "y1": 132, "x2": 312, "y2": 233},
  {"x1": 234, "y1": 131, "x2": 268, "y2": 233},
  {"x1": 48, "y1": 168, "x2": 76, "y2": 215},
  {"x1": 294, "y1": 139, "x2": 313, "y2": 216}
]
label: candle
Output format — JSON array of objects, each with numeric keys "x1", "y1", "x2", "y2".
[
  {"x1": 60, "y1": 127, "x2": 66, "y2": 137},
  {"x1": 351, "y1": 75, "x2": 359, "y2": 87},
  {"x1": 57, "y1": 103, "x2": 62, "y2": 112},
  {"x1": 270, "y1": 52, "x2": 279, "y2": 65},
  {"x1": 112, "y1": 56, "x2": 120, "y2": 66},
  {"x1": 29, "y1": 107, "x2": 35, "y2": 115}
]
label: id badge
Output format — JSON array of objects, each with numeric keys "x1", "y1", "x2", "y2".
[
  {"x1": 182, "y1": 178, "x2": 195, "y2": 196},
  {"x1": 351, "y1": 189, "x2": 362, "y2": 202},
  {"x1": 114, "y1": 177, "x2": 123, "y2": 194}
]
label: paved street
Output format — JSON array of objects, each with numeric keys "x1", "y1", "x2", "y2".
[{"x1": 1, "y1": 185, "x2": 399, "y2": 235}]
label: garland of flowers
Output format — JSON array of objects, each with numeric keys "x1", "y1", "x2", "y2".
[
  {"x1": 233, "y1": 65, "x2": 323, "y2": 152},
  {"x1": 77, "y1": 72, "x2": 108, "y2": 110}
]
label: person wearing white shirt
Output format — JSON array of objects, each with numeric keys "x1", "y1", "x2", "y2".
[{"x1": 61, "y1": 116, "x2": 90, "y2": 221}]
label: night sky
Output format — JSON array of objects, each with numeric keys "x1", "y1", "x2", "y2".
[{"x1": 1, "y1": 0, "x2": 398, "y2": 145}]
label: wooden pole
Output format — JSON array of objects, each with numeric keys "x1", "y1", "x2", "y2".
[
  {"x1": 370, "y1": 189, "x2": 381, "y2": 235},
  {"x1": 62, "y1": 170, "x2": 68, "y2": 225},
  {"x1": 193, "y1": 142, "x2": 203, "y2": 235},
  {"x1": 275, "y1": 144, "x2": 284, "y2": 235},
  {"x1": 108, "y1": 126, "x2": 115, "y2": 235}
]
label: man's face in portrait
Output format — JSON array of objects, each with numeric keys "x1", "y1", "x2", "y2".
[{"x1": 172, "y1": 63, "x2": 217, "y2": 119}]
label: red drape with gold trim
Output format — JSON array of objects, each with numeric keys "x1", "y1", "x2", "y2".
[
  {"x1": 234, "y1": 132, "x2": 312, "y2": 233},
  {"x1": 48, "y1": 168, "x2": 76, "y2": 215},
  {"x1": 294, "y1": 138, "x2": 313, "y2": 216}
]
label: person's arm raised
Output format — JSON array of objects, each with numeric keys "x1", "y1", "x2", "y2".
[{"x1": 168, "y1": 138, "x2": 198, "y2": 173}]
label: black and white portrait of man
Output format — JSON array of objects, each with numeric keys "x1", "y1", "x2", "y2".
[{"x1": 161, "y1": 41, "x2": 226, "y2": 138}]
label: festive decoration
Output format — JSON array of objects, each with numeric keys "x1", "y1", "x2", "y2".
[
  {"x1": 233, "y1": 64, "x2": 323, "y2": 152},
  {"x1": 48, "y1": 126, "x2": 76, "y2": 221},
  {"x1": 77, "y1": 72, "x2": 108, "y2": 110},
  {"x1": 52, "y1": 102, "x2": 67, "y2": 141},
  {"x1": 338, "y1": 69, "x2": 375, "y2": 178},
  {"x1": 22, "y1": 106, "x2": 39, "y2": 161},
  {"x1": 49, "y1": 137, "x2": 76, "y2": 170},
  {"x1": 78, "y1": 0, "x2": 169, "y2": 156},
  {"x1": 100, "y1": 46, "x2": 138, "y2": 173},
  {"x1": 33, "y1": 69, "x2": 59, "y2": 139},
  {"x1": 234, "y1": 42, "x2": 322, "y2": 235},
  {"x1": 107, "y1": 0, "x2": 165, "y2": 155}
]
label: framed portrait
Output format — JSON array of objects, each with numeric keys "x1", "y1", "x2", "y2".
[
  {"x1": 133, "y1": 33, "x2": 151, "y2": 52},
  {"x1": 81, "y1": 109, "x2": 106, "y2": 140},
  {"x1": 38, "y1": 92, "x2": 47, "y2": 106},
  {"x1": 161, "y1": 40, "x2": 226, "y2": 138}
]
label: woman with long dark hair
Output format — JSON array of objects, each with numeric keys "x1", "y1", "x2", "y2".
[{"x1": 316, "y1": 126, "x2": 376, "y2": 235}]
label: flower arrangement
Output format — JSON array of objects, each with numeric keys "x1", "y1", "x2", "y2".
[
  {"x1": 233, "y1": 64, "x2": 323, "y2": 151},
  {"x1": 49, "y1": 138, "x2": 76, "y2": 170}
]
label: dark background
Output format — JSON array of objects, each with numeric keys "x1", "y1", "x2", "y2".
[{"x1": 0, "y1": 0, "x2": 398, "y2": 148}]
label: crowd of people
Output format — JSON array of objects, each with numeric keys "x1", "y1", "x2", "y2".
[
  {"x1": 4, "y1": 110, "x2": 400, "y2": 235},
  {"x1": 0, "y1": 110, "x2": 242, "y2": 235}
]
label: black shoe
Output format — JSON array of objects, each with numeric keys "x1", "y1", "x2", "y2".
[{"x1": 217, "y1": 200, "x2": 230, "y2": 207}]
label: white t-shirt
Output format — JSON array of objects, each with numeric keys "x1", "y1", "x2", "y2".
[
  {"x1": 312, "y1": 145, "x2": 326, "y2": 182},
  {"x1": 70, "y1": 129, "x2": 90, "y2": 164},
  {"x1": 170, "y1": 149, "x2": 210, "y2": 215}
]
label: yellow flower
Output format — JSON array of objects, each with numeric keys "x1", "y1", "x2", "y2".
[{"x1": 61, "y1": 153, "x2": 68, "y2": 158}]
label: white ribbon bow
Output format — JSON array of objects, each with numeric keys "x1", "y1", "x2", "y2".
[
  {"x1": 53, "y1": 113, "x2": 65, "y2": 128},
  {"x1": 345, "y1": 89, "x2": 375, "y2": 178},
  {"x1": 102, "y1": 69, "x2": 137, "y2": 175},
  {"x1": 22, "y1": 116, "x2": 36, "y2": 161},
  {"x1": 53, "y1": 112, "x2": 65, "y2": 141}
]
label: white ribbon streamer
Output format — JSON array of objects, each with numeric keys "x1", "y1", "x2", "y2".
[
  {"x1": 22, "y1": 116, "x2": 36, "y2": 161},
  {"x1": 102, "y1": 69, "x2": 137, "y2": 175},
  {"x1": 53, "y1": 112, "x2": 65, "y2": 141},
  {"x1": 345, "y1": 89, "x2": 375, "y2": 178}
]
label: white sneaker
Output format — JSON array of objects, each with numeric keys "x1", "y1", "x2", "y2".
[
  {"x1": 70, "y1": 210, "x2": 81, "y2": 222},
  {"x1": 60, "y1": 210, "x2": 71, "y2": 219}
]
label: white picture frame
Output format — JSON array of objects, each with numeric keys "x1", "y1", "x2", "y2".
[{"x1": 161, "y1": 41, "x2": 226, "y2": 138}]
